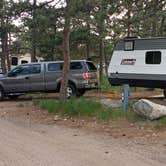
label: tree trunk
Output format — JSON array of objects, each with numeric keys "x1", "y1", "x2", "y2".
[
  {"x1": 86, "y1": 22, "x2": 90, "y2": 59},
  {"x1": 159, "y1": 16, "x2": 165, "y2": 36},
  {"x1": 86, "y1": 42, "x2": 90, "y2": 60},
  {"x1": 99, "y1": 37, "x2": 104, "y2": 84},
  {"x1": 31, "y1": 0, "x2": 37, "y2": 62},
  {"x1": 59, "y1": 0, "x2": 71, "y2": 101},
  {"x1": 103, "y1": 41, "x2": 108, "y2": 74},
  {"x1": 127, "y1": 9, "x2": 131, "y2": 37},
  {"x1": 1, "y1": 31, "x2": 8, "y2": 73},
  {"x1": 7, "y1": 32, "x2": 11, "y2": 71}
]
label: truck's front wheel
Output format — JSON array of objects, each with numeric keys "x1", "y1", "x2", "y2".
[{"x1": 8, "y1": 95, "x2": 20, "y2": 100}]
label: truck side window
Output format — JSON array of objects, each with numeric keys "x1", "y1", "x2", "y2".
[
  {"x1": 146, "y1": 51, "x2": 161, "y2": 64},
  {"x1": 48, "y1": 63, "x2": 62, "y2": 71},
  {"x1": 70, "y1": 62, "x2": 83, "y2": 70},
  {"x1": 86, "y1": 62, "x2": 97, "y2": 71},
  {"x1": 31, "y1": 64, "x2": 41, "y2": 74},
  {"x1": 10, "y1": 65, "x2": 31, "y2": 76}
]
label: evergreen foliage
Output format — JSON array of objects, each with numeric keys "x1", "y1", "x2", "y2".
[{"x1": 0, "y1": 0, "x2": 165, "y2": 72}]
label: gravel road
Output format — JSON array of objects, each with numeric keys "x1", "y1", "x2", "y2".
[
  {"x1": 0, "y1": 118, "x2": 165, "y2": 166},
  {"x1": 0, "y1": 100, "x2": 166, "y2": 166}
]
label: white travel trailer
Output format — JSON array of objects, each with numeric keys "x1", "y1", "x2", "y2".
[
  {"x1": 11, "y1": 53, "x2": 43, "y2": 69},
  {"x1": 108, "y1": 37, "x2": 166, "y2": 97},
  {"x1": 11, "y1": 53, "x2": 31, "y2": 69}
]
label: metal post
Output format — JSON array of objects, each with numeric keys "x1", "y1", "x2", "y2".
[{"x1": 122, "y1": 84, "x2": 130, "y2": 111}]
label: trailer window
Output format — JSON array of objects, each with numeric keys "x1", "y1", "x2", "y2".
[
  {"x1": 146, "y1": 51, "x2": 161, "y2": 64},
  {"x1": 11, "y1": 57, "x2": 18, "y2": 66},
  {"x1": 124, "y1": 41, "x2": 134, "y2": 51},
  {"x1": 21, "y1": 60, "x2": 28, "y2": 64}
]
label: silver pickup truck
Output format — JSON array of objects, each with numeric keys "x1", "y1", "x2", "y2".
[{"x1": 0, "y1": 60, "x2": 98, "y2": 100}]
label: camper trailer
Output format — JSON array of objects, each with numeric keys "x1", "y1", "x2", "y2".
[
  {"x1": 108, "y1": 37, "x2": 166, "y2": 97},
  {"x1": 11, "y1": 53, "x2": 43, "y2": 69},
  {"x1": 11, "y1": 53, "x2": 31, "y2": 69}
]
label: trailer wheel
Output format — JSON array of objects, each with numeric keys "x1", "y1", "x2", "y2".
[{"x1": 163, "y1": 89, "x2": 166, "y2": 98}]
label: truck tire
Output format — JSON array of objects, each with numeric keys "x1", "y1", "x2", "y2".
[
  {"x1": 0, "y1": 87, "x2": 4, "y2": 101},
  {"x1": 8, "y1": 95, "x2": 20, "y2": 100},
  {"x1": 77, "y1": 89, "x2": 86, "y2": 97},
  {"x1": 67, "y1": 84, "x2": 76, "y2": 98},
  {"x1": 163, "y1": 89, "x2": 166, "y2": 98}
]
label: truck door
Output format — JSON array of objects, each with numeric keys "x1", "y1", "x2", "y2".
[
  {"x1": 4, "y1": 64, "x2": 31, "y2": 93},
  {"x1": 45, "y1": 62, "x2": 63, "y2": 91},
  {"x1": 28, "y1": 64, "x2": 45, "y2": 92}
]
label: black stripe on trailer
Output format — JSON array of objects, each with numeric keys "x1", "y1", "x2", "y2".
[
  {"x1": 108, "y1": 77, "x2": 166, "y2": 89},
  {"x1": 115, "y1": 37, "x2": 166, "y2": 51}
]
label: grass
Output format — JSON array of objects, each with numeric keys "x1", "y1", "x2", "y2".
[
  {"x1": 154, "y1": 117, "x2": 166, "y2": 128},
  {"x1": 33, "y1": 97, "x2": 166, "y2": 129},
  {"x1": 33, "y1": 97, "x2": 143, "y2": 122},
  {"x1": 100, "y1": 75, "x2": 147, "y2": 93},
  {"x1": 34, "y1": 97, "x2": 107, "y2": 119},
  {"x1": 100, "y1": 74, "x2": 162, "y2": 94},
  {"x1": 100, "y1": 75, "x2": 112, "y2": 93}
]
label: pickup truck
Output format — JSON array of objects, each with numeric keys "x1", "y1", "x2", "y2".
[{"x1": 0, "y1": 60, "x2": 98, "y2": 100}]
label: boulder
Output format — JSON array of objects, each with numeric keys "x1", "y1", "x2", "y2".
[{"x1": 133, "y1": 99, "x2": 166, "y2": 120}]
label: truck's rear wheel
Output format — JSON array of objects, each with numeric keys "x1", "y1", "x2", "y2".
[
  {"x1": 77, "y1": 89, "x2": 86, "y2": 97},
  {"x1": 163, "y1": 89, "x2": 166, "y2": 98},
  {"x1": 67, "y1": 84, "x2": 76, "y2": 98},
  {"x1": 0, "y1": 88, "x2": 4, "y2": 101}
]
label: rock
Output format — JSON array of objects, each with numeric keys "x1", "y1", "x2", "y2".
[
  {"x1": 130, "y1": 123, "x2": 134, "y2": 127},
  {"x1": 152, "y1": 133, "x2": 157, "y2": 137},
  {"x1": 133, "y1": 99, "x2": 166, "y2": 120},
  {"x1": 105, "y1": 151, "x2": 109, "y2": 154},
  {"x1": 54, "y1": 115, "x2": 59, "y2": 121}
]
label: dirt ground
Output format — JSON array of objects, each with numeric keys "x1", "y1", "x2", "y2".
[
  {"x1": 0, "y1": 90, "x2": 166, "y2": 141},
  {"x1": 0, "y1": 91, "x2": 166, "y2": 165}
]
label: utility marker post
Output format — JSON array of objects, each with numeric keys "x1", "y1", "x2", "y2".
[{"x1": 122, "y1": 84, "x2": 130, "y2": 111}]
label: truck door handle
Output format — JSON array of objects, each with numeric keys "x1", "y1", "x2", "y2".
[{"x1": 25, "y1": 76, "x2": 29, "y2": 80}]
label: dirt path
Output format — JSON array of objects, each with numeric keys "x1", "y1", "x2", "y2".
[
  {"x1": 0, "y1": 101, "x2": 166, "y2": 166},
  {"x1": 0, "y1": 118, "x2": 166, "y2": 166}
]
